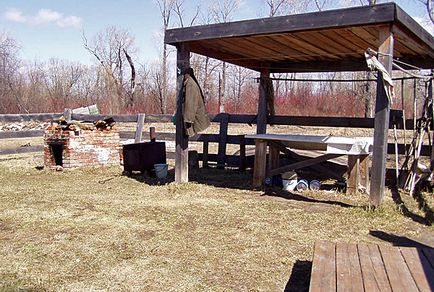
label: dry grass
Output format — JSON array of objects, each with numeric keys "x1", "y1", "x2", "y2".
[{"x1": 0, "y1": 151, "x2": 433, "y2": 291}]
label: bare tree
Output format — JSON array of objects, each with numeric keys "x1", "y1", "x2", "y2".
[
  {"x1": 83, "y1": 26, "x2": 137, "y2": 113},
  {"x1": 419, "y1": 0, "x2": 434, "y2": 24},
  {"x1": 0, "y1": 33, "x2": 26, "y2": 113},
  {"x1": 156, "y1": 0, "x2": 176, "y2": 114},
  {"x1": 211, "y1": 0, "x2": 242, "y2": 112}
]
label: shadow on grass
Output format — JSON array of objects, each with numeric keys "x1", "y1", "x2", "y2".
[
  {"x1": 264, "y1": 188, "x2": 355, "y2": 208},
  {"x1": 284, "y1": 260, "x2": 312, "y2": 292},
  {"x1": 390, "y1": 187, "x2": 433, "y2": 226},
  {"x1": 369, "y1": 230, "x2": 433, "y2": 249}
]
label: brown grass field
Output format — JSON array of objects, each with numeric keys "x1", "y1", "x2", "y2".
[{"x1": 0, "y1": 125, "x2": 433, "y2": 291}]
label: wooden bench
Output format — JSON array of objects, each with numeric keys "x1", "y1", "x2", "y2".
[{"x1": 309, "y1": 241, "x2": 434, "y2": 291}]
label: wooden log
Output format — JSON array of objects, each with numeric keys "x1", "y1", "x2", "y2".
[{"x1": 370, "y1": 25, "x2": 393, "y2": 207}]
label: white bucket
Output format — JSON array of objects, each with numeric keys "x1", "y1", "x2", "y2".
[
  {"x1": 282, "y1": 179, "x2": 298, "y2": 191},
  {"x1": 154, "y1": 163, "x2": 168, "y2": 179}
]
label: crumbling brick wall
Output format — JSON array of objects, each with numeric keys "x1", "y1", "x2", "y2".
[{"x1": 44, "y1": 129, "x2": 120, "y2": 169}]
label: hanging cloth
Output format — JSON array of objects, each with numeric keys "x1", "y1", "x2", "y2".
[
  {"x1": 365, "y1": 49, "x2": 395, "y2": 102},
  {"x1": 183, "y1": 75, "x2": 211, "y2": 137}
]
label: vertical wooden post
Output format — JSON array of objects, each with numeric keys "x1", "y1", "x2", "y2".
[
  {"x1": 175, "y1": 44, "x2": 190, "y2": 183},
  {"x1": 134, "y1": 113, "x2": 145, "y2": 143},
  {"x1": 217, "y1": 113, "x2": 229, "y2": 169},
  {"x1": 253, "y1": 139, "x2": 267, "y2": 188},
  {"x1": 359, "y1": 155, "x2": 370, "y2": 191},
  {"x1": 429, "y1": 76, "x2": 434, "y2": 174},
  {"x1": 202, "y1": 136, "x2": 209, "y2": 168},
  {"x1": 370, "y1": 26, "x2": 393, "y2": 207},
  {"x1": 252, "y1": 68, "x2": 270, "y2": 188},
  {"x1": 268, "y1": 145, "x2": 280, "y2": 173},
  {"x1": 347, "y1": 156, "x2": 360, "y2": 194},
  {"x1": 63, "y1": 108, "x2": 72, "y2": 122},
  {"x1": 257, "y1": 69, "x2": 269, "y2": 134},
  {"x1": 149, "y1": 126, "x2": 156, "y2": 142},
  {"x1": 239, "y1": 135, "x2": 246, "y2": 171}
]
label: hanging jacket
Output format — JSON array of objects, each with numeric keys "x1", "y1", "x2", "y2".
[{"x1": 183, "y1": 75, "x2": 211, "y2": 137}]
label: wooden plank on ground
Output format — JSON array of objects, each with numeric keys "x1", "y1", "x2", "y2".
[
  {"x1": 400, "y1": 247, "x2": 434, "y2": 292},
  {"x1": 379, "y1": 245, "x2": 419, "y2": 292},
  {"x1": 309, "y1": 241, "x2": 336, "y2": 292},
  {"x1": 336, "y1": 242, "x2": 364, "y2": 292},
  {"x1": 358, "y1": 243, "x2": 392, "y2": 292}
]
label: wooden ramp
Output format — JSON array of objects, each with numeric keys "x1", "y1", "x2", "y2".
[{"x1": 309, "y1": 241, "x2": 434, "y2": 292}]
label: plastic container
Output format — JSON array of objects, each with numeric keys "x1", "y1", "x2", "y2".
[
  {"x1": 296, "y1": 179, "x2": 309, "y2": 192},
  {"x1": 309, "y1": 180, "x2": 321, "y2": 191},
  {"x1": 154, "y1": 163, "x2": 168, "y2": 179},
  {"x1": 282, "y1": 178, "x2": 298, "y2": 191}
]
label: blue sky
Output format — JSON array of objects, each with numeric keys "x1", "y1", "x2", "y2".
[{"x1": 0, "y1": 0, "x2": 432, "y2": 65}]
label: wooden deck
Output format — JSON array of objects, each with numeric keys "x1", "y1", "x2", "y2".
[{"x1": 309, "y1": 241, "x2": 434, "y2": 292}]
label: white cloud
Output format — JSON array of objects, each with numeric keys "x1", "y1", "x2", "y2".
[
  {"x1": 4, "y1": 8, "x2": 26, "y2": 22},
  {"x1": 3, "y1": 8, "x2": 82, "y2": 28}
]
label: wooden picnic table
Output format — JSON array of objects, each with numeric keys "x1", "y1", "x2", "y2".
[
  {"x1": 245, "y1": 134, "x2": 373, "y2": 193},
  {"x1": 309, "y1": 241, "x2": 434, "y2": 292}
]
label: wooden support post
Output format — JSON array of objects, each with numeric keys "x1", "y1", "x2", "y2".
[
  {"x1": 429, "y1": 77, "x2": 434, "y2": 173},
  {"x1": 63, "y1": 108, "x2": 72, "y2": 122},
  {"x1": 202, "y1": 137, "x2": 209, "y2": 168},
  {"x1": 149, "y1": 126, "x2": 156, "y2": 142},
  {"x1": 134, "y1": 113, "x2": 145, "y2": 143},
  {"x1": 217, "y1": 113, "x2": 229, "y2": 169},
  {"x1": 268, "y1": 144, "x2": 280, "y2": 173},
  {"x1": 252, "y1": 69, "x2": 270, "y2": 188},
  {"x1": 359, "y1": 155, "x2": 370, "y2": 191},
  {"x1": 239, "y1": 135, "x2": 246, "y2": 171},
  {"x1": 347, "y1": 156, "x2": 360, "y2": 194},
  {"x1": 257, "y1": 69, "x2": 269, "y2": 135},
  {"x1": 253, "y1": 139, "x2": 267, "y2": 188},
  {"x1": 370, "y1": 26, "x2": 393, "y2": 207},
  {"x1": 175, "y1": 44, "x2": 190, "y2": 183}
]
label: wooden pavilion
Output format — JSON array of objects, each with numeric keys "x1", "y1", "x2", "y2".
[{"x1": 164, "y1": 3, "x2": 434, "y2": 207}]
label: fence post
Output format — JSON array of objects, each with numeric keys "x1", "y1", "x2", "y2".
[
  {"x1": 217, "y1": 113, "x2": 229, "y2": 169},
  {"x1": 239, "y1": 135, "x2": 246, "y2": 171},
  {"x1": 134, "y1": 114, "x2": 145, "y2": 143},
  {"x1": 63, "y1": 108, "x2": 72, "y2": 122},
  {"x1": 202, "y1": 136, "x2": 209, "y2": 168}
]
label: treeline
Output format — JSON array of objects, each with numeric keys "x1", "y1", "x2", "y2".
[{"x1": 0, "y1": 0, "x2": 431, "y2": 117}]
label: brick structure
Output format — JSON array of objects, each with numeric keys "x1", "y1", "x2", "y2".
[{"x1": 44, "y1": 126, "x2": 120, "y2": 169}]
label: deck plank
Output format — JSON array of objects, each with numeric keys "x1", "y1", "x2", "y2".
[
  {"x1": 357, "y1": 243, "x2": 392, "y2": 292},
  {"x1": 400, "y1": 247, "x2": 434, "y2": 292},
  {"x1": 379, "y1": 245, "x2": 419, "y2": 292},
  {"x1": 336, "y1": 242, "x2": 364, "y2": 291},
  {"x1": 309, "y1": 241, "x2": 336, "y2": 292}
]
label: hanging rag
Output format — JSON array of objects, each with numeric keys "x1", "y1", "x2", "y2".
[
  {"x1": 365, "y1": 49, "x2": 395, "y2": 102},
  {"x1": 183, "y1": 75, "x2": 211, "y2": 137}
]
